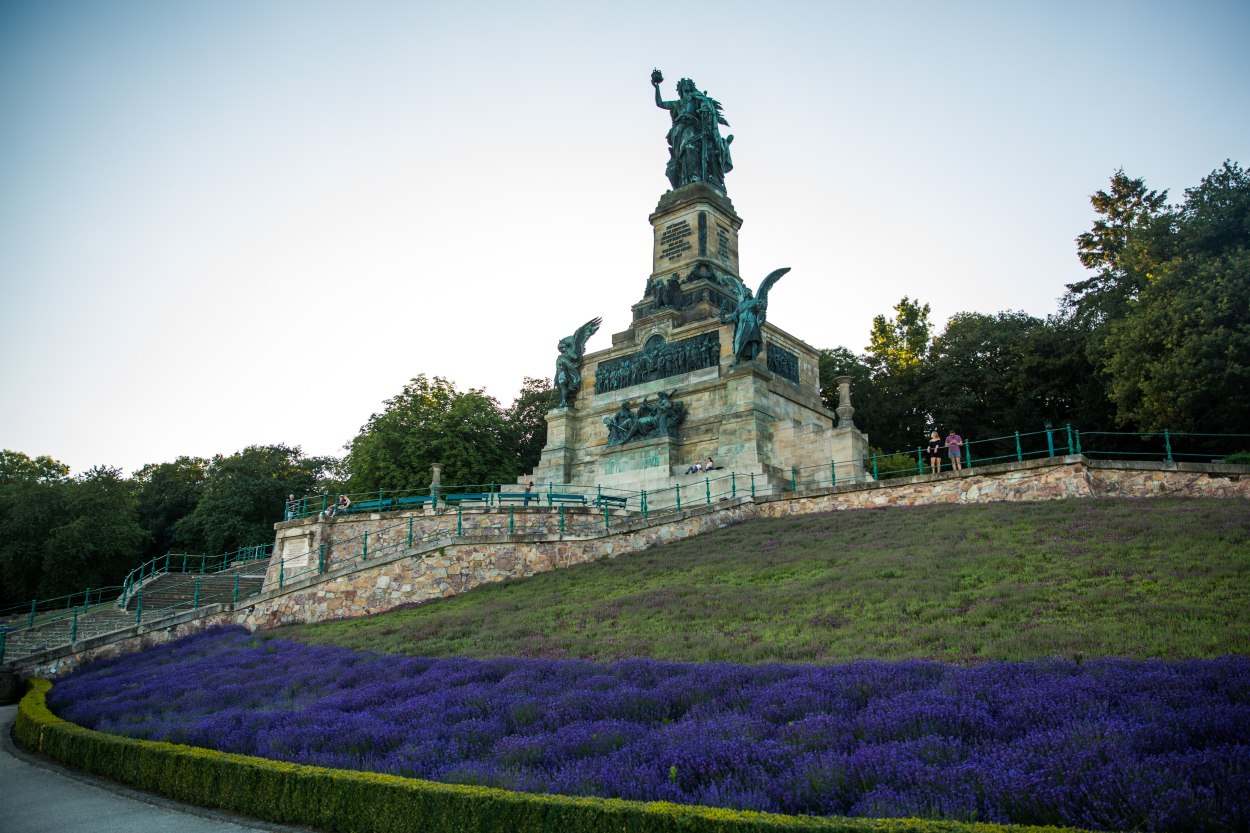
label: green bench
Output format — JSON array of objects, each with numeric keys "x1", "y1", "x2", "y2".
[
  {"x1": 547, "y1": 492, "x2": 587, "y2": 507},
  {"x1": 444, "y1": 493, "x2": 491, "y2": 507},
  {"x1": 594, "y1": 494, "x2": 628, "y2": 510},
  {"x1": 343, "y1": 498, "x2": 392, "y2": 514},
  {"x1": 394, "y1": 495, "x2": 437, "y2": 509},
  {"x1": 497, "y1": 492, "x2": 538, "y2": 505}
]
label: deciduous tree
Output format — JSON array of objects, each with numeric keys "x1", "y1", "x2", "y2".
[{"x1": 344, "y1": 375, "x2": 520, "y2": 492}]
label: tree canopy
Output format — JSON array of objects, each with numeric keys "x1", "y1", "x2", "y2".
[{"x1": 344, "y1": 375, "x2": 522, "y2": 491}]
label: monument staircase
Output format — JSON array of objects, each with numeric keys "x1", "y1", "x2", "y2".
[
  {"x1": 2, "y1": 552, "x2": 269, "y2": 669},
  {"x1": 1, "y1": 606, "x2": 136, "y2": 662}
]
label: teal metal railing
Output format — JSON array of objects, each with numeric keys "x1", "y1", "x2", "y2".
[{"x1": 279, "y1": 428, "x2": 1249, "y2": 527}]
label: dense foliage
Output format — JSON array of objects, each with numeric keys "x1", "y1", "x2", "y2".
[
  {"x1": 343, "y1": 374, "x2": 551, "y2": 491},
  {"x1": 0, "y1": 445, "x2": 331, "y2": 607},
  {"x1": 49, "y1": 628, "x2": 1250, "y2": 832},
  {"x1": 821, "y1": 160, "x2": 1249, "y2": 453},
  {"x1": 0, "y1": 377, "x2": 550, "y2": 608}
]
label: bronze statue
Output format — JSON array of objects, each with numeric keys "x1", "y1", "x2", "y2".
[
  {"x1": 604, "y1": 390, "x2": 686, "y2": 447},
  {"x1": 603, "y1": 401, "x2": 637, "y2": 445},
  {"x1": 555, "y1": 317, "x2": 602, "y2": 408},
  {"x1": 719, "y1": 268, "x2": 790, "y2": 365},
  {"x1": 652, "y1": 69, "x2": 734, "y2": 193}
]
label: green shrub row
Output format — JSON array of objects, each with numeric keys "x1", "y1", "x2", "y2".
[{"x1": 15, "y1": 680, "x2": 1087, "y2": 833}]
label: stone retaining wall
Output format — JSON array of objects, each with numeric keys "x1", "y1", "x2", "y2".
[{"x1": 15, "y1": 456, "x2": 1247, "y2": 679}]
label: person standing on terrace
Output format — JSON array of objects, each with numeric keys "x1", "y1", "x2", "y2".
[
  {"x1": 945, "y1": 429, "x2": 964, "y2": 472},
  {"x1": 927, "y1": 432, "x2": 944, "y2": 475}
]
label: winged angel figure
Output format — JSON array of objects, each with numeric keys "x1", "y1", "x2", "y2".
[
  {"x1": 718, "y1": 268, "x2": 790, "y2": 366},
  {"x1": 555, "y1": 316, "x2": 602, "y2": 408}
]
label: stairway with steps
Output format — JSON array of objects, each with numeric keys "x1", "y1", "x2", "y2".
[
  {"x1": 122, "y1": 562, "x2": 265, "y2": 611},
  {"x1": 3, "y1": 562, "x2": 266, "y2": 666},
  {"x1": 2, "y1": 607, "x2": 136, "y2": 663}
]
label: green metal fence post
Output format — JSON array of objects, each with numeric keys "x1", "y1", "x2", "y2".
[
  {"x1": 1066, "y1": 424, "x2": 1074, "y2": 455},
  {"x1": 731, "y1": 472, "x2": 737, "y2": 498},
  {"x1": 831, "y1": 460, "x2": 837, "y2": 487},
  {"x1": 233, "y1": 573, "x2": 239, "y2": 606},
  {"x1": 407, "y1": 517, "x2": 413, "y2": 548},
  {"x1": 135, "y1": 589, "x2": 142, "y2": 625},
  {"x1": 1075, "y1": 430, "x2": 1083, "y2": 455},
  {"x1": 82, "y1": 589, "x2": 90, "y2": 614},
  {"x1": 1045, "y1": 422, "x2": 1055, "y2": 458},
  {"x1": 0, "y1": 627, "x2": 6, "y2": 665},
  {"x1": 278, "y1": 559, "x2": 284, "y2": 589},
  {"x1": 318, "y1": 545, "x2": 325, "y2": 575},
  {"x1": 1164, "y1": 429, "x2": 1173, "y2": 462},
  {"x1": 71, "y1": 608, "x2": 78, "y2": 642},
  {"x1": 509, "y1": 507, "x2": 515, "y2": 535},
  {"x1": 604, "y1": 506, "x2": 610, "y2": 531},
  {"x1": 916, "y1": 448, "x2": 923, "y2": 475},
  {"x1": 559, "y1": 506, "x2": 565, "y2": 535},
  {"x1": 872, "y1": 455, "x2": 879, "y2": 480},
  {"x1": 706, "y1": 477, "x2": 711, "y2": 505},
  {"x1": 791, "y1": 467, "x2": 797, "y2": 492},
  {"x1": 641, "y1": 490, "x2": 648, "y2": 519},
  {"x1": 966, "y1": 441, "x2": 975, "y2": 468},
  {"x1": 164, "y1": 552, "x2": 170, "y2": 572},
  {"x1": 200, "y1": 553, "x2": 206, "y2": 574},
  {"x1": 457, "y1": 505, "x2": 463, "y2": 536},
  {"x1": 182, "y1": 553, "x2": 187, "y2": 572},
  {"x1": 363, "y1": 531, "x2": 369, "y2": 561},
  {"x1": 194, "y1": 576, "x2": 201, "y2": 609},
  {"x1": 750, "y1": 473, "x2": 755, "y2": 498},
  {"x1": 676, "y1": 483, "x2": 681, "y2": 511},
  {"x1": 1015, "y1": 432, "x2": 1023, "y2": 462}
]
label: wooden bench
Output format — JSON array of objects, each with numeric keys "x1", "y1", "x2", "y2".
[
  {"x1": 444, "y1": 493, "x2": 491, "y2": 507},
  {"x1": 394, "y1": 495, "x2": 437, "y2": 509},
  {"x1": 594, "y1": 494, "x2": 628, "y2": 510},
  {"x1": 497, "y1": 492, "x2": 538, "y2": 505},
  {"x1": 547, "y1": 492, "x2": 587, "y2": 507}
]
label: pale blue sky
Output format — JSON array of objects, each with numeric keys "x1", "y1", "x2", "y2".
[{"x1": 2, "y1": 0, "x2": 1247, "y2": 475}]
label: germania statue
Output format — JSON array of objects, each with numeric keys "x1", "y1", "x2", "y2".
[{"x1": 651, "y1": 69, "x2": 734, "y2": 193}]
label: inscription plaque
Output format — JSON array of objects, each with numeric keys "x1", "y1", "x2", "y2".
[{"x1": 660, "y1": 219, "x2": 693, "y2": 261}]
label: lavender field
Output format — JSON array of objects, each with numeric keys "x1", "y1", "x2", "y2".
[{"x1": 47, "y1": 627, "x2": 1250, "y2": 832}]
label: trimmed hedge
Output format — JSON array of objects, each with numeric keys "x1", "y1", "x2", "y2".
[{"x1": 15, "y1": 679, "x2": 1088, "y2": 833}]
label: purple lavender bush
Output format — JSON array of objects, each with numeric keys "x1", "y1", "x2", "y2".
[{"x1": 48, "y1": 627, "x2": 1250, "y2": 832}]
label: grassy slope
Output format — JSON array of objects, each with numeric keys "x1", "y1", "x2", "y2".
[{"x1": 279, "y1": 497, "x2": 1250, "y2": 664}]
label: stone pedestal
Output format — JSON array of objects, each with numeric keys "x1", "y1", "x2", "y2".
[
  {"x1": 649, "y1": 182, "x2": 741, "y2": 283},
  {"x1": 525, "y1": 181, "x2": 869, "y2": 495},
  {"x1": 531, "y1": 408, "x2": 578, "y2": 485}
]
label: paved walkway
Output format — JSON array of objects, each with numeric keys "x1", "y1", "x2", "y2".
[{"x1": 0, "y1": 704, "x2": 314, "y2": 833}]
